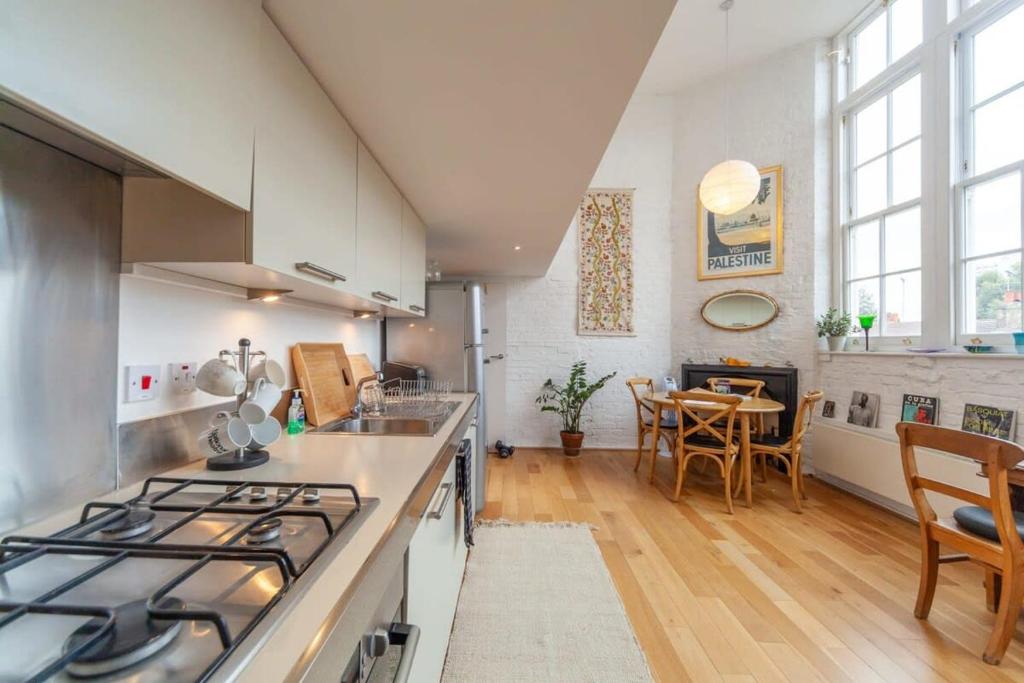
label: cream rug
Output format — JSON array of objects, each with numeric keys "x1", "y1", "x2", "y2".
[{"x1": 441, "y1": 521, "x2": 654, "y2": 682}]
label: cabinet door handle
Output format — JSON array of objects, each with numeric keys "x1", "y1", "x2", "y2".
[
  {"x1": 295, "y1": 262, "x2": 346, "y2": 282},
  {"x1": 409, "y1": 304, "x2": 425, "y2": 313},
  {"x1": 372, "y1": 290, "x2": 398, "y2": 303},
  {"x1": 428, "y1": 482, "x2": 454, "y2": 519}
]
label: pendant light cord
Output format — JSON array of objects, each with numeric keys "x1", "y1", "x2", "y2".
[{"x1": 722, "y1": 0, "x2": 732, "y2": 159}]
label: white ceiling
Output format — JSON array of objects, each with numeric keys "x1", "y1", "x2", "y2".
[
  {"x1": 265, "y1": 0, "x2": 676, "y2": 278},
  {"x1": 636, "y1": 0, "x2": 860, "y2": 94}
]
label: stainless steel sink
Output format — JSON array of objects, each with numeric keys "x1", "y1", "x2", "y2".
[{"x1": 312, "y1": 402, "x2": 460, "y2": 436}]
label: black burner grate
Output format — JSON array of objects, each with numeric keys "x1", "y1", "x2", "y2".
[{"x1": 0, "y1": 476, "x2": 363, "y2": 682}]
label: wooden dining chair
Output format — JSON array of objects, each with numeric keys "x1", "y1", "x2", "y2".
[
  {"x1": 626, "y1": 378, "x2": 676, "y2": 476},
  {"x1": 707, "y1": 377, "x2": 765, "y2": 397},
  {"x1": 707, "y1": 377, "x2": 766, "y2": 435},
  {"x1": 747, "y1": 390, "x2": 823, "y2": 512},
  {"x1": 896, "y1": 422, "x2": 1024, "y2": 665},
  {"x1": 670, "y1": 391, "x2": 742, "y2": 513}
]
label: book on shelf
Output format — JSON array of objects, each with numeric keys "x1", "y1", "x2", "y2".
[
  {"x1": 962, "y1": 404, "x2": 1016, "y2": 441},
  {"x1": 901, "y1": 394, "x2": 938, "y2": 425}
]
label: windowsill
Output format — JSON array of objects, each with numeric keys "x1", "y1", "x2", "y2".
[{"x1": 820, "y1": 349, "x2": 1024, "y2": 360}]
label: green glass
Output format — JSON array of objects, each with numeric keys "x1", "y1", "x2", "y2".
[{"x1": 858, "y1": 314, "x2": 876, "y2": 350}]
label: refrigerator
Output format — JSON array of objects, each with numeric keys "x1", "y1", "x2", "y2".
[{"x1": 385, "y1": 282, "x2": 487, "y2": 512}]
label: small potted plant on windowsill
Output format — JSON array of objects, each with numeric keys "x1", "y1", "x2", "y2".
[
  {"x1": 817, "y1": 307, "x2": 852, "y2": 352},
  {"x1": 536, "y1": 360, "x2": 616, "y2": 456}
]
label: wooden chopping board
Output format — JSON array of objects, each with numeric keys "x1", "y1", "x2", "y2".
[
  {"x1": 291, "y1": 343, "x2": 357, "y2": 426},
  {"x1": 347, "y1": 353, "x2": 377, "y2": 384}
]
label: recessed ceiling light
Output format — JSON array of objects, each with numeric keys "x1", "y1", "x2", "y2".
[{"x1": 514, "y1": 245, "x2": 521, "y2": 251}]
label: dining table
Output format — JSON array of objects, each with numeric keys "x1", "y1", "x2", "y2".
[{"x1": 643, "y1": 389, "x2": 786, "y2": 506}]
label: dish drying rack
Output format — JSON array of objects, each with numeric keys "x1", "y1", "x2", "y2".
[{"x1": 360, "y1": 379, "x2": 453, "y2": 418}]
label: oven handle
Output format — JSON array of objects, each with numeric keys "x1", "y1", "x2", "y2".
[
  {"x1": 427, "y1": 483, "x2": 454, "y2": 520},
  {"x1": 388, "y1": 623, "x2": 421, "y2": 683}
]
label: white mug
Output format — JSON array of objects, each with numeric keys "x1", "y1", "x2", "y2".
[
  {"x1": 249, "y1": 417, "x2": 282, "y2": 450},
  {"x1": 209, "y1": 410, "x2": 232, "y2": 427},
  {"x1": 197, "y1": 416, "x2": 251, "y2": 458},
  {"x1": 196, "y1": 355, "x2": 246, "y2": 397},
  {"x1": 239, "y1": 378, "x2": 283, "y2": 425},
  {"x1": 250, "y1": 359, "x2": 286, "y2": 387}
]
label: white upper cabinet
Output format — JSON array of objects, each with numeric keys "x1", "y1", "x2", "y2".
[
  {"x1": 0, "y1": 0, "x2": 259, "y2": 210},
  {"x1": 356, "y1": 141, "x2": 403, "y2": 305},
  {"x1": 252, "y1": 14, "x2": 357, "y2": 287},
  {"x1": 401, "y1": 200, "x2": 427, "y2": 315}
]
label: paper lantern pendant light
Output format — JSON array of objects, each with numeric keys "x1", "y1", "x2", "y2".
[
  {"x1": 699, "y1": 159, "x2": 761, "y2": 215},
  {"x1": 699, "y1": 0, "x2": 759, "y2": 215}
]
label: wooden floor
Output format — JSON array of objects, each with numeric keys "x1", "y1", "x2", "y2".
[{"x1": 480, "y1": 448, "x2": 1024, "y2": 682}]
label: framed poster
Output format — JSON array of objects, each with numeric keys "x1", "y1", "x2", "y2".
[{"x1": 697, "y1": 165, "x2": 783, "y2": 280}]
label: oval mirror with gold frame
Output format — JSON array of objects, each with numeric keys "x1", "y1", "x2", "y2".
[{"x1": 700, "y1": 290, "x2": 779, "y2": 331}]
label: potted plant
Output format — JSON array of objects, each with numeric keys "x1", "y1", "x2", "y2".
[
  {"x1": 816, "y1": 306, "x2": 852, "y2": 352},
  {"x1": 536, "y1": 360, "x2": 616, "y2": 456}
]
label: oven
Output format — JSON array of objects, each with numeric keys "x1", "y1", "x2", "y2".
[{"x1": 339, "y1": 559, "x2": 420, "y2": 683}]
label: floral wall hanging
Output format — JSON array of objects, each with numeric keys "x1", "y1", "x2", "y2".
[{"x1": 577, "y1": 189, "x2": 635, "y2": 336}]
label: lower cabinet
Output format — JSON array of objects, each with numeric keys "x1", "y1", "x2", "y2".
[{"x1": 406, "y1": 442, "x2": 470, "y2": 682}]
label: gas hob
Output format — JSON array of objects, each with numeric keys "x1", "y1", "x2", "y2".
[{"x1": 0, "y1": 477, "x2": 378, "y2": 681}]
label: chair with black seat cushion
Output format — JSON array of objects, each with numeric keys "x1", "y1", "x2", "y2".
[
  {"x1": 670, "y1": 391, "x2": 742, "y2": 513},
  {"x1": 626, "y1": 377, "x2": 676, "y2": 477},
  {"x1": 747, "y1": 390, "x2": 823, "y2": 512},
  {"x1": 952, "y1": 506, "x2": 1024, "y2": 542},
  {"x1": 896, "y1": 422, "x2": 1024, "y2": 665}
]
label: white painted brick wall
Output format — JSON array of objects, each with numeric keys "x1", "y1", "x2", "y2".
[
  {"x1": 818, "y1": 354, "x2": 1024, "y2": 446},
  {"x1": 669, "y1": 41, "x2": 831, "y2": 401},
  {"x1": 505, "y1": 95, "x2": 675, "y2": 448},
  {"x1": 668, "y1": 40, "x2": 832, "y2": 467},
  {"x1": 503, "y1": 43, "x2": 833, "y2": 451}
]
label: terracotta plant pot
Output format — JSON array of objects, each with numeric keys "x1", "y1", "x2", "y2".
[{"x1": 560, "y1": 431, "x2": 584, "y2": 457}]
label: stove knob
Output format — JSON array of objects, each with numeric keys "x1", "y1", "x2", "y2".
[{"x1": 366, "y1": 628, "x2": 389, "y2": 657}]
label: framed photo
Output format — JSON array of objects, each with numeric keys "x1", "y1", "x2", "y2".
[
  {"x1": 847, "y1": 391, "x2": 880, "y2": 428},
  {"x1": 822, "y1": 400, "x2": 836, "y2": 418},
  {"x1": 697, "y1": 165, "x2": 783, "y2": 280}
]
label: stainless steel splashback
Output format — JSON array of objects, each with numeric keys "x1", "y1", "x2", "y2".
[
  {"x1": 0, "y1": 126, "x2": 122, "y2": 533},
  {"x1": 117, "y1": 401, "x2": 233, "y2": 486}
]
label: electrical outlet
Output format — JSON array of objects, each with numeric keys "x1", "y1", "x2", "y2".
[
  {"x1": 169, "y1": 361, "x2": 199, "y2": 394},
  {"x1": 126, "y1": 365, "x2": 161, "y2": 402}
]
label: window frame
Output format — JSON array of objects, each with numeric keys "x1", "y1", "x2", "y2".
[
  {"x1": 843, "y1": 69, "x2": 924, "y2": 340},
  {"x1": 847, "y1": 3, "x2": 888, "y2": 95},
  {"x1": 953, "y1": 1, "x2": 1024, "y2": 344},
  {"x1": 831, "y1": 0, "x2": 1024, "y2": 351},
  {"x1": 836, "y1": 1, "x2": 926, "y2": 346}
]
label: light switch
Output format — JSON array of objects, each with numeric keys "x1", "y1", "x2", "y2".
[
  {"x1": 169, "y1": 361, "x2": 198, "y2": 394},
  {"x1": 126, "y1": 365, "x2": 161, "y2": 402}
]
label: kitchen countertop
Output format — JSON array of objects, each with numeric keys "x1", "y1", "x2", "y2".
[{"x1": 14, "y1": 392, "x2": 479, "y2": 682}]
